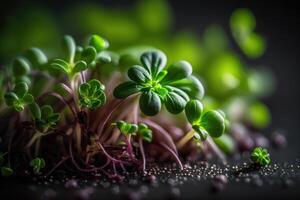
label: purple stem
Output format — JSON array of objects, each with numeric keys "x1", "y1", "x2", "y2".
[{"x1": 160, "y1": 142, "x2": 183, "y2": 170}]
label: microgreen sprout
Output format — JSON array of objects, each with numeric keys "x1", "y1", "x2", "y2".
[
  {"x1": 137, "y1": 123, "x2": 153, "y2": 142},
  {"x1": 51, "y1": 35, "x2": 108, "y2": 79},
  {"x1": 30, "y1": 157, "x2": 46, "y2": 174},
  {"x1": 114, "y1": 51, "x2": 204, "y2": 116},
  {"x1": 4, "y1": 82, "x2": 34, "y2": 111},
  {"x1": 177, "y1": 99, "x2": 226, "y2": 149},
  {"x1": 78, "y1": 79, "x2": 106, "y2": 110},
  {"x1": 1, "y1": 167, "x2": 13, "y2": 177},
  {"x1": 250, "y1": 147, "x2": 270, "y2": 166}
]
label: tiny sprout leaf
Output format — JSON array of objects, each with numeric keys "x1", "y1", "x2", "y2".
[
  {"x1": 200, "y1": 110, "x2": 225, "y2": 138},
  {"x1": 62, "y1": 35, "x2": 76, "y2": 63},
  {"x1": 139, "y1": 91, "x2": 161, "y2": 116},
  {"x1": 96, "y1": 52, "x2": 112, "y2": 64},
  {"x1": 12, "y1": 57, "x2": 30, "y2": 77},
  {"x1": 185, "y1": 99, "x2": 203, "y2": 125},
  {"x1": 128, "y1": 65, "x2": 151, "y2": 84},
  {"x1": 25, "y1": 48, "x2": 48, "y2": 68},
  {"x1": 170, "y1": 75, "x2": 205, "y2": 99},
  {"x1": 164, "y1": 92, "x2": 187, "y2": 114},
  {"x1": 140, "y1": 51, "x2": 167, "y2": 77},
  {"x1": 78, "y1": 79, "x2": 106, "y2": 110},
  {"x1": 4, "y1": 82, "x2": 33, "y2": 112},
  {"x1": 116, "y1": 120, "x2": 138, "y2": 136},
  {"x1": 251, "y1": 147, "x2": 270, "y2": 166},
  {"x1": 14, "y1": 82, "x2": 28, "y2": 98},
  {"x1": 113, "y1": 81, "x2": 141, "y2": 99},
  {"x1": 138, "y1": 123, "x2": 152, "y2": 142},
  {"x1": 89, "y1": 34, "x2": 109, "y2": 52},
  {"x1": 81, "y1": 46, "x2": 97, "y2": 64},
  {"x1": 36, "y1": 105, "x2": 60, "y2": 129},
  {"x1": 73, "y1": 61, "x2": 88, "y2": 73},
  {"x1": 163, "y1": 61, "x2": 192, "y2": 83},
  {"x1": 30, "y1": 157, "x2": 45, "y2": 174},
  {"x1": 1, "y1": 167, "x2": 13, "y2": 177},
  {"x1": 51, "y1": 59, "x2": 70, "y2": 74},
  {"x1": 29, "y1": 102, "x2": 41, "y2": 120}
]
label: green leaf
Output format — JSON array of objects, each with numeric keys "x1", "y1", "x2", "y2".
[
  {"x1": 62, "y1": 35, "x2": 76, "y2": 63},
  {"x1": 51, "y1": 59, "x2": 70, "y2": 74},
  {"x1": 89, "y1": 34, "x2": 109, "y2": 52},
  {"x1": 139, "y1": 91, "x2": 161, "y2": 116},
  {"x1": 163, "y1": 61, "x2": 192, "y2": 83},
  {"x1": 1, "y1": 167, "x2": 13, "y2": 177},
  {"x1": 25, "y1": 48, "x2": 48, "y2": 68},
  {"x1": 128, "y1": 65, "x2": 151, "y2": 84},
  {"x1": 185, "y1": 99, "x2": 203, "y2": 125},
  {"x1": 200, "y1": 110, "x2": 225, "y2": 138},
  {"x1": 170, "y1": 76, "x2": 205, "y2": 99},
  {"x1": 155, "y1": 70, "x2": 167, "y2": 82},
  {"x1": 113, "y1": 81, "x2": 141, "y2": 99},
  {"x1": 140, "y1": 51, "x2": 167, "y2": 77},
  {"x1": 81, "y1": 46, "x2": 97, "y2": 64},
  {"x1": 29, "y1": 102, "x2": 41, "y2": 120},
  {"x1": 14, "y1": 82, "x2": 28, "y2": 98},
  {"x1": 164, "y1": 92, "x2": 187, "y2": 114},
  {"x1": 73, "y1": 61, "x2": 88, "y2": 73},
  {"x1": 41, "y1": 105, "x2": 53, "y2": 120},
  {"x1": 96, "y1": 51, "x2": 112, "y2": 64},
  {"x1": 23, "y1": 94, "x2": 34, "y2": 104},
  {"x1": 12, "y1": 57, "x2": 30, "y2": 77},
  {"x1": 4, "y1": 92, "x2": 18, "y2": 107}
]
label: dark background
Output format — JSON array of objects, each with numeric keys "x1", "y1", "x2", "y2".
[{"x1": 0, "y1": 0, "x2": 299, "y2": 159}]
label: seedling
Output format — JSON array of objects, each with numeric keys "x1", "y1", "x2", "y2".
[
  {"x1": 250, "y1": 147, "x2": 270, "y2": 166},
  {"x1": 78, "y1": 79, "x2": 106, "y2": 110},
  {"x1": 30, "y1": 157, "x2": 46, "y2": 174},
  {"x1": 177, "y1": 99, "x2": 226, "y2": 149},
  {"x1": 1, "y1": 167, "x2": 13, "y2": 177},
  {"x1": 4, "y1": 82, "x2": 34, "y2": 111},
  {"x1": 114, "y1": 51, "x2": 204, "y2": 116}
]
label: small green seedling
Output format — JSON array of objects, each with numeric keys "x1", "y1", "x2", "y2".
[
  {"x1": 177, "y1": 99, "x2": 226, "y2": 149},
  {"x1": 115, "y1": 120, "x2": 138, "y2": 136},
  {"x1": 114, "y1": 51, "x2": 204, "y2": 116},
  {"x1": 250, "y1": 147, "x2": 270, "y2": 166},
  {"x1": 4, "y1": 82, "x2": 34, "y2": 111},
  {"x1": 137, "y1": 123, "x2": 153, "y2": 142},
  {"x1": 51, "y1": 35, "x2": 109, "y2": 79},
  {"x1": 1, "y1": 167, "x2": 13, "y2": 177},
  {"x1": 29, "y1": 103, "x2": 60, "y2": 131},
  {"x1": 186, "y1": 99, "x2": 226, "y2": 140},
  {"x1": 30, "y1": 157, "x2": 46, "y2": 174},
  {"x1": 78, "y1": 79, "x2": 106, "y2": 110}
]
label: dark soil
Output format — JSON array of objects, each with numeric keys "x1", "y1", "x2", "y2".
[{"x1": 1, "y1": 158, "x2": 300, "y2": 200}]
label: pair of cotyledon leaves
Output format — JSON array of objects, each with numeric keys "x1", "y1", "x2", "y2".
[
  {"x1": 113, "y1": 51, "x2": 204, "y2": 116},
  {"x1": 185, "y1": 99, "x2": 226, "y2": 141},
  {"x1": 116, "y1": 120, "x2": 153, "y2": 142},
  {"x1": 4, "y1": 82, "x2": 34, "y2": 112},
  {"x1": 29, "y1": 102, "x2": 60, "y2": 130},
  {"x1": 51, "y1": 35, "x2": 110, "y2": 78},
  {"x1": 78, "y1": 79, "x2": 106, "y2": 110}
]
